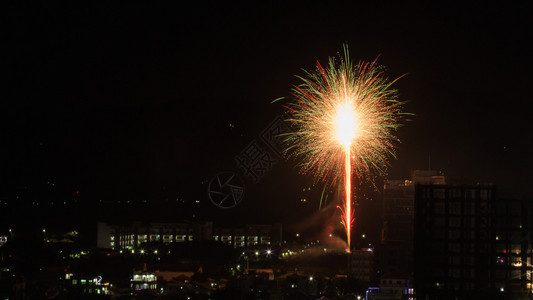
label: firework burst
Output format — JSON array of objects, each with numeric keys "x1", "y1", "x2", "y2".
[{"x1": 282, "y1": 46, "x2": 407, "y2": 252}]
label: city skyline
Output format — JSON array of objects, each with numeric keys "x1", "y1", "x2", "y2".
[{"x1": 4, "y1": 3, "x2": 533, "y2": 299}]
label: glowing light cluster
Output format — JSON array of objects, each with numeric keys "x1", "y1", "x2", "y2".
[
  {"x1": 334, "y1": 102, "x2": 359, "y2": 147},
  {"x1": 283, "y1": 46, "x2": 407, "y2": 252}
]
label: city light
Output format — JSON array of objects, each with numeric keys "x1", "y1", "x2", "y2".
[{"x1": 2, "y1": 5, "x2": 528, "y2": 300}]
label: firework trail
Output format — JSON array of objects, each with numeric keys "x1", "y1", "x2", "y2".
[{"x1": 282, "y1": 45, "x2": 407, "y2": 252}]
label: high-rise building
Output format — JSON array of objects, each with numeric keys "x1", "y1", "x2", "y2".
[
  {"x1": 414, "y1": 184, "x2": 533, "y2": 299},
  {"x1": 378, "y1": 170, "x2": 444, "y2": 279}
]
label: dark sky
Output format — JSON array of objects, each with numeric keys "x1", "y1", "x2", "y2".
[{"x1": 3, "y1": 2, "x2": 533, "y2": 226}]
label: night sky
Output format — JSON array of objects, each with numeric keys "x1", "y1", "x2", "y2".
[{"x1": 3, "y1": 2, "x2": 532, "y2": 228}]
